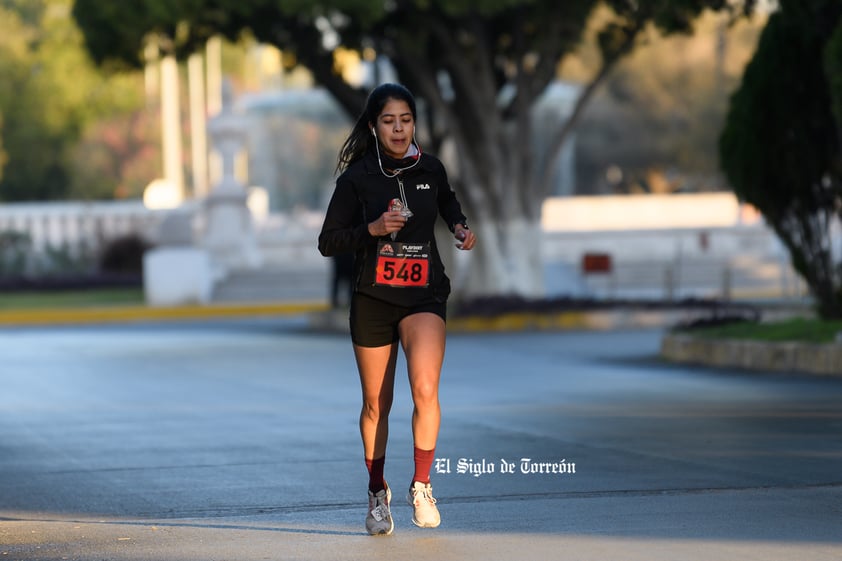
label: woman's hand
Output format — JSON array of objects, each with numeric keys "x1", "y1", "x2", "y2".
[
  {"x1": 454, "y1": 225, "x2": 476, "y2": 250},
  {"x1": 368, "y1": 211, "x2": 407, "y2": 237}
]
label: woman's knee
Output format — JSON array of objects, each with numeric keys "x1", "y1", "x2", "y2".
[
  {"x1": 410, "y1": 380, "x2": 439, "y2": 409},
  {"x1": 361, "y1": 396, "x2": 393, "y2": 421}
]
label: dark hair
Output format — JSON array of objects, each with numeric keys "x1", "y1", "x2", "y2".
[{"x1": 336, "y1": 83, "x2": 417, "y2": 173}]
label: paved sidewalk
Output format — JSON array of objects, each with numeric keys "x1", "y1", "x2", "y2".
[{"x1": 1, "y1": 319, "x2": 841, "y2": 560}]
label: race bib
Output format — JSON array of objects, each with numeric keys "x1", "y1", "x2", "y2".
[{"x1": 375, "y1": 241, "x2": 430, "y2": 287}]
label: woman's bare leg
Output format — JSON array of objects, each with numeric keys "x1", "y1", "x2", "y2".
[
  {"x1": 354, "y1": 342, "x2": 399, "y2": 461},
  {"x1": 399, "y1": 313, "x2": 446, "y2": 451}
]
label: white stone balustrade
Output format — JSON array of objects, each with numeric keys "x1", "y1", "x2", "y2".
[{"x1": 0, "y1": 201, "x2": 162, "y2": 259}]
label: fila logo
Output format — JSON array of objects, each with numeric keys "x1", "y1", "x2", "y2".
[{"x1": 416, "y1": 183, "x2": 431, "y2": 190}]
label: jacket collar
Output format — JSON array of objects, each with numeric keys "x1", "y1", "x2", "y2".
[{"x1": 362, "y1": 148, "x2": 435, "y2": 176}]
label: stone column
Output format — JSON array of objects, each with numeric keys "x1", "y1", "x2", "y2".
[{"x1": 202, "y1": 80, "x2": 262, "y2": 273}]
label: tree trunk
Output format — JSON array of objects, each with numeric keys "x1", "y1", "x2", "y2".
[
  {"x1": 445, "y1": 164, "x2": 546, "y2": 299},
  {"x1": 777, "y1": 208, "x2": 842, "y2": 319},
  {"x1": 449, "y1": 212, "x2": 547, "y2": 298}
]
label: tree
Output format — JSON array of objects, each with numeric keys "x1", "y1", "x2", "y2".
[
  {"x1": 0, "y1": 116, "x2": 6, "y2": 183},
  {"x1": 69, "y1": 109, "x2": 162, "y2": 200},
  {"x1": 0, "y1": 0, "x2": 150, "y2": 201},
  {"x1": 827, "y1": 14, "x2": 842, "y2": 149},
  {"x1": 570, "y1": 9, "x2": 764, "y2": 195},
  {"x1": 720, "y1": 0, "x2": 842, "y2": 318},
  {"x1": 73, "y1": 0, "x2": 752, "y2": 297},
  {"x1": 0, "y1": 3, "x2": 67, "y2": 200}
]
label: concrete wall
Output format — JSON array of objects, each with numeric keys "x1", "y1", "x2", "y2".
[
  {"x1": 662, "y1": 334, "x2": 842, "y2": 376},
  {"x1": 542, "y1": 192, "x2": 761, "y2": 231},
  {"x1": 539, "y1": 193, "x2": 801, "y2": 300}
]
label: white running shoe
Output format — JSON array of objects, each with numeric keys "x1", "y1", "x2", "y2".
[
  {"x1": 366, "y1": 483, "x2": 393, "y2": 536},
  {"x1": 407, "y1": 481, "x2": 440, "y2": 528}
]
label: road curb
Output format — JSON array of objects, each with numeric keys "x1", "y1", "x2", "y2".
[
  {"x1": 661, "y1": 333, "x2": 842, "y2": 377},
  {"x1": 447, "y1": 308, "x2": 690, "y2": 332},
  {"x1": 0, "y1": 301, "x2": 329, "y2": 326}
]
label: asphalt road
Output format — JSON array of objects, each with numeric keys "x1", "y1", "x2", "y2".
[{"x1": 1, "y1": 318, "x2": 841, "y2": 560}]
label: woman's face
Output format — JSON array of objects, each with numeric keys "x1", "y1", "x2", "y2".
[{"x1": 373, "y1": 98, "x2": 415, "y2": 159}]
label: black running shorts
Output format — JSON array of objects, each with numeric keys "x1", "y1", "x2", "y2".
[{"x1": 349, "y1": 292, "x2": 447, "y2": 347}]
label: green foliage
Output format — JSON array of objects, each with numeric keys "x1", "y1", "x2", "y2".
[
  {"x1": 72, "y1": 0, "x2": 385, "y2": 63},
  {"x1": 686, "y1": 317, "x2": 842, "y2": 344},
  {"x1": 0, "y1": 287, "x2": 144, "y2": 309},
  {"x1": 69, "y1": 104, "x2": 161, "y2": 200},
  {"x1": 0, "y1": 112, "x2": 6, "y2": 182},
  {"x1": 0, "y1": 227, "x2": 98, "y2": 278},
  {"x1": 721, "y1": 9, "x2": 835, "y2": 214},
  {"x1": 0, "y1": 230, "x2": 31, "y2": 275},
  {"x1": 601, "y1": 0, "x2": 738, "y2": 36},
  {"x1": 0, "y1": 5, "x2": 59, "y2": 199},
  {"x1": 99, "y1": 234, "x2": 150, "y2": 275},
  {"x1": 0, "y1": 0, "x2": 149, "y2": 201},
  {"x1": 826, "y1": 21, "x2": 842, "y2": 130},
  {"x1": 72, "y1": 1, "x2": 184, "y2": 66},
  {"x1": 720, "y1": 0, "x2": 842, "y2": 318}
]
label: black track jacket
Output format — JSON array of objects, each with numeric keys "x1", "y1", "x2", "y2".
[{"x1": 318, "y1": 150, "x2": 467, "y2": 307}]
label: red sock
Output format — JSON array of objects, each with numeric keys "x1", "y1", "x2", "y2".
[
  {"x1": 365, "y1": 456, "x2": 385, "y2": 493},
  {"x1": 413, "y1": 447, "x2": 435, "y2": 484}
]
